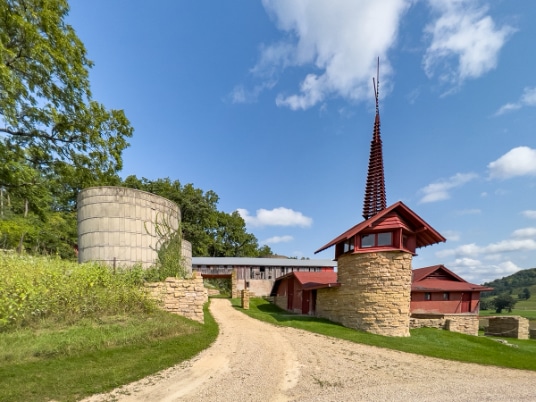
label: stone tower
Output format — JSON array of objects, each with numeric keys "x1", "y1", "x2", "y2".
[{"x1": 315, "y1": 61, "x2": 445, "y2": 337}]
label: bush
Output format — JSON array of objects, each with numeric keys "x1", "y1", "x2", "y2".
[{"x1": 0, "y1": 253, "x2": 155, "y2": 329}]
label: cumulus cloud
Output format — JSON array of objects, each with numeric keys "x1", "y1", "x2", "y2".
[
  {"x1": 522, "y1": 210, "x2": 536, "y2": 219},
  {"x1": 237, "y1": 207, "x2": 313, "y2": 227},
  {"x1": 512, "y1": 228, "x2": 536, "y2": 238},
  {"x1": 495, "y1": 87, "x2": 536, "y2": 116},
  {"x1": 423, "y1": 0, "x2": 515, "y2": 90},
  {"x1": 254, "y1": 0, "x2": 411, "y2": 110},
  {"x1": 437, "y1": 239, "x2": 536, "y2": 259},
  {"x1": 418, "y1": 172, "x2": 478, "y2": 203},
  {"x1": 262, "y1": 235, "x2": 294, "y2": 244},
  {"x1": 488, "y1": 146, "x2": 536, "y2": 179},
  {"x1": 448, "y1": 259, "x2": 521, "y2": 284}
]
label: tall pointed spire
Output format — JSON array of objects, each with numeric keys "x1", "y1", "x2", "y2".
[{"x1": 362, "y1": 58, "x2": 386, "y2": 220}]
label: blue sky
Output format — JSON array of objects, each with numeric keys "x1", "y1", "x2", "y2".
[{"x1": 67, "y1": 0, "x2": 536, "y2": 284}]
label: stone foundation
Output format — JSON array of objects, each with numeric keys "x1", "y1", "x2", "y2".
[
  {"x1": 485, "y1": 316, "x2": 529, "y2": 339},
  {"x1": 316, "y1": 251, "x2": 412, "y2": 337},
  {"x1": 410, "y1": 313, "x2": 479, "y2": 336},
  {"x1": 145, "y1": 276, "x2": 208, "y2": 323}
]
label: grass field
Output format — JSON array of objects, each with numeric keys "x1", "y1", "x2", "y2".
[
  {"x1": 0, "y1": 254, "x2": 219, "y2": 402},
  {"x1": 232, "y1": 297, "x2": 536, "y2": 371}
]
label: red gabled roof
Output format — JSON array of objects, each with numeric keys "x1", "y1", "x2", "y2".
[
  {"x1": 314, "y1": 201, "x2": 446, "y2": 254},
  {"x1": 412, "y1": 265, "x2": 493, "y2": 292},
  {"x1": 271, "y1": 271, "x2": 339, "y2": 295}
]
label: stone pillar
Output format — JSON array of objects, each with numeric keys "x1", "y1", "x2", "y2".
[
  {"x1": 241, "y1": 289, "x2": 250, "y2": 310},
  {"x1": 336, "y1": 251, "x2": 412, "y2": 337},
  {"x1": 231, "y1": 269, "x2": 239, "y2": 298}
]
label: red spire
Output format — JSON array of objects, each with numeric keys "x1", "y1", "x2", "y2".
[{"x1": 362, "y1": 59, "x2": 386, "y2": 220}]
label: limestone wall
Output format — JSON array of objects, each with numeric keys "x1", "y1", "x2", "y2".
[
  {"x1": 145, "y1": 276, "x2": 208, "y2": 323},
  {"x1": 410, "y1": 313, "x2": 479, "y2": 336},
  {"x1": 236, "y1": 279, "x2": 275, "y2": 297},
  {"x1": 485, "y1": 316, "x2": 530, "y2": 339},
  {"x1": 316, "y1": 251, "x2": 412, "y2": 337}
]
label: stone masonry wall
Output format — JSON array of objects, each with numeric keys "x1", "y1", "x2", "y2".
[
  {"x1": 274, "y1": 295, "x2": 288, "y2": 311},
  {"x1": 145, "y1": 276, "x2": 208, "y2": 323},
  {"x1": 410, "y1": 314, "x2": 479, "y2": 336},
  {"x1": 316, "y1": 251, "x2": 412, "y2": 337},
  {"x1": 485, "y1": 316, "x2": 530, "y2": 339}
]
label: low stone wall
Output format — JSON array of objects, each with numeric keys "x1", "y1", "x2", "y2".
[
  {"x1": 273, "y1": 295, "x2": 287, "y2": 311},
  {"x1": 410, "y1": 313, "x2": 479, "y2": 336},
  {"x1": 485, "y1": 316, "x2": 529, "y2": 339},
  {"x1": 530, "y1": 329, "x2": 536, "y2": 339},
  {"x1": 145, "y1": 276, "x2": 208, "y2": 323}
]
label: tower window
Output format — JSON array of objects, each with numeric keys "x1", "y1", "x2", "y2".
[{"x1": 360, "y1": 232, "x2": 393, "y2": 248}]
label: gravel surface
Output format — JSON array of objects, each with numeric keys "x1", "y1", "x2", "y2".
[{"x1": 83, "y1": 298, "x2": 536, "y2": 401}]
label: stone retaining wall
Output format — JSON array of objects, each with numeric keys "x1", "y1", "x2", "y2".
[
  {"x1": 485, "y1": 316, "x2": 529, "y2": 339},
  {"x1": 316, "y1": 251, "x2": 412, "y2": 337},
  {"x1": 145, "y1": 276, "x2": 208, "y2": 323},
  {"x1": 410, "y1": 313, "x2": 479, "y2": 336}
]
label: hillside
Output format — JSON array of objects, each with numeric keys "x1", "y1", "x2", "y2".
[{"x1": 482, "y1": 267, "x2": 536, "y2": 296}]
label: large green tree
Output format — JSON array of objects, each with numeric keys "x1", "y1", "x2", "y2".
[{"x1": 0, "y1": 0, "x2": 133, "y2": 192}]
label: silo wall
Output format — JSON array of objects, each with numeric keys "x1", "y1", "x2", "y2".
[{"x1": 77, "y1": 186, "x2": 181, "y2": 268}]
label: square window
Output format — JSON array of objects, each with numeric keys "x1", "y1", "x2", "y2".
[
  {"x1": 425, "y1": 292, "x2": 431, "y2": 301},
  {"x1": 443, "y1": 292, "x2": 449, "y2": 301},
  {"x1": 378, "y1": 232, "x2": 392, "y2": 246},
  {"x1": 361, "y1": 234, "x2": 374, "y2": 247}
]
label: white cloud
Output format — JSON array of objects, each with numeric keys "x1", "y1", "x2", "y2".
[
  {"x1": 522, "y1": 210, "x2": 536, "y2": 219},
  {"x1": 237, "y1": 207, "x2": 313, "y2": 227},
  {"x1": 256, "y1": 0, "x2": 411, "y2": 110},
  {"x1": 453, "y1": 257, "x2": 481, "y2": 267},
  {"x1": 419, "y1": 172, "x2": 478, "y2": 203},
  {"x1": 262, "y1": 235, "x2": 294, "y2": 244},
  {"x1": 488, "y1": 146, "x2": 536, "y2": 179},
  {"x1": 437, "y1": 239, "x2": 536, "y2": 259},
  {"x1": 229, "y1": 81, "x2": 277, "y2": 104},
  {"x1": 442, "y1": 230, "x2": 460, "y2": 242},
  {"x1": 423, "y1": 0, "x2": 514, "y2": 89},
  {"x1": 495, "y1": 87, "x2": 536, "y2": 115},
  {"x1": 512, "y1": 228, "x2": 536, "y2": 238}
]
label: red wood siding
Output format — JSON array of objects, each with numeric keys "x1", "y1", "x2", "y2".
[{"x1": 411, "y1": 291, "x2": 482, "y2": 314}]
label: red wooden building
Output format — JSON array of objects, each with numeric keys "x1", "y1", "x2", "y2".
[
  {"x1": 411, "y1": 265, "x2": 492, "y2": 314},
  {"x1": 271, "y1": 271, "x2": 338, "y2": 314},
  {"x1": 271, "y1": 265, "x2": 492, "y2": 315}
]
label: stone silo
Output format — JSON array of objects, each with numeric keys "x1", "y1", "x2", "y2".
[{"x1": 77, "y1": 186, "x2": 184, "y2": 268}]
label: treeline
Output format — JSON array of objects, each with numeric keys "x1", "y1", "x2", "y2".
[{"x1": 0, "y1": 175, "x2": 272, "y2": 260}]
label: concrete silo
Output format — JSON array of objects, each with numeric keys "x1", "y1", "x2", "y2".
[{"x1": 77, "y1": 186, "x2": 185, "y2": 268}]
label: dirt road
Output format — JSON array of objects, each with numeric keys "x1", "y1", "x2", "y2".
[{"x1": 84, "y1": 298, "x2": 536, "y2": 401}]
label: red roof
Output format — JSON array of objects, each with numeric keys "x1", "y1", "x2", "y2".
[
  {"x1": 315, "y1": 201, "x2": 446, "y2": 254},
  {"x1": 271, "y1": 271, "x2": 339, "y2": 295},
  {"x1": 412, "y1": 265, "x2": 493, "y2": 292}
]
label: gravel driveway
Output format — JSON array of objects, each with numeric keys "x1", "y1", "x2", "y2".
[{"x1": 84, "y1": 298, "x2": 536, "y2": 401}]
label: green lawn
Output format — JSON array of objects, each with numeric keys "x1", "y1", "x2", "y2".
[
  {"x1": 0, "y1": 304, "x2": 218, "y2": 402},
  {"x1": 233, "y1": 297, "x2": 536, "y2": 371}
]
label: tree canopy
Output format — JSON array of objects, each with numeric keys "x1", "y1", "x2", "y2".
[{"x1": 0, "y1": 0, "x2": 133, "y2": 191}]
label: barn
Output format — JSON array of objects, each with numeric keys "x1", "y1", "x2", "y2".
[{"x1": 411, "y1": 265, "x2": 493, "y2": 314}]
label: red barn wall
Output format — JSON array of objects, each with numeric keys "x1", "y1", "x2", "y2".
[{"x1": 411, "y1": 291, "x2": 482, "y2": 314}]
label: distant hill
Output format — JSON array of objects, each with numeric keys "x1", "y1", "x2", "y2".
[{"x1": 482, "y1": 267, "x2": 536, "y2": 296}]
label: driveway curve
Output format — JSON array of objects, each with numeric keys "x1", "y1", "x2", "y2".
[{"x1": 84, "y1": 298, "x2": 536, "y2": 401}]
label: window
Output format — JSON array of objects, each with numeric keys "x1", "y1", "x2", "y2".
[
  {"x1": 361, "y1": 234, "x2": 374, "y2": 248},
  {"x1": 360, "y1": 232, "x2": 393, "y2": 248},
  {"x1": 378, "y1": 232, "x2": 392, "y2": 246},
  {"x1": 343, "y1": 237, "x2": 355, "y2": 252},
  {"x1": 443, "y1": 292, "x2": 449, "y2": 301},
  {"x1": 425, "y1": 292, "x2": 431, "y2": 301}
]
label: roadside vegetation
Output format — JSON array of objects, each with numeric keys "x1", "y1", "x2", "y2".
[
  {"x1": 232, "y1": 297, "x2": 536, "y2": 371},
  {"x1": 0, "y1": 254, "x2": 218, "y2": 402}
]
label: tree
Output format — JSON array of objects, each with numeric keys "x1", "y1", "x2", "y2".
[
  {"x1": 518, "y1": 287, "x2": 531, "y2": 301},
  {"x1": 492, "y1": 294, "x2": 517, "y2": 314},
  {"x1": 0, "y1": 0, "x2": 133, "y2": 191}
]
